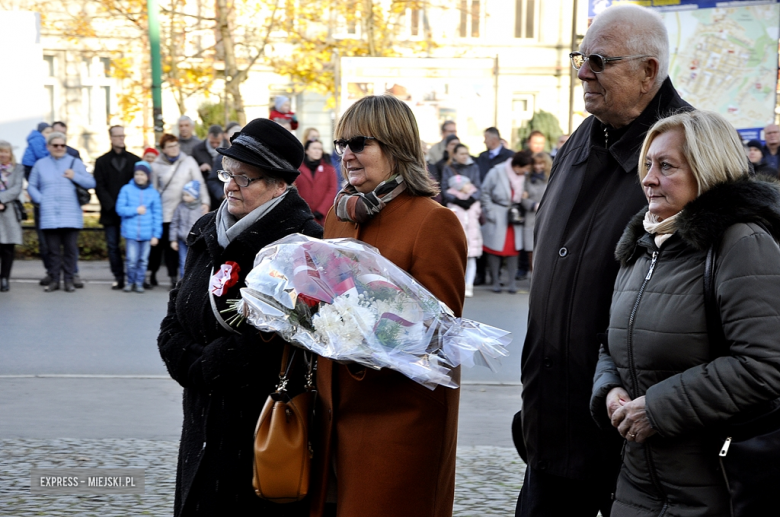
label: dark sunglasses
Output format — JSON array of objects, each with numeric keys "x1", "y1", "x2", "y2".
[
  {"x1": 569, "y1": 52, "x2": 652, "y2": 73},
  {"x1": 333, "y1": 136, "x2": 379, "y2": 156},
  {"x1": 50, "y1": 143, "x2": 67, "y2": 148}
]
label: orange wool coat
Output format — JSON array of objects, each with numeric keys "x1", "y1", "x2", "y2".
[{"x1": 309, "y1": 191, "x2": 468, "y2": 517}]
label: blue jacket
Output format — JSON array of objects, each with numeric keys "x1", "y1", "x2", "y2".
[
  {"x1": 116, "y1": 179, "x2": 163, "y2": 241},
  {"x1": 22, "y1": 130, "x2": 50, "y2": 167},
  {"x1": 28, "y1": 155, "x2": 95, "y2": 230}
]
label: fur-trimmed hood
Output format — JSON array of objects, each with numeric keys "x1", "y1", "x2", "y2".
[{"x1": 616, "y1": 175, "x2": 780, "y2": 265}]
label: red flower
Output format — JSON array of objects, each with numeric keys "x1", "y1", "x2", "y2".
[
  {"x1": 210, "y1": 261, "x2": 242, "y2": 297},
  {"x1": 298, "y1": 293, "x2": 321, "y2": 308}
]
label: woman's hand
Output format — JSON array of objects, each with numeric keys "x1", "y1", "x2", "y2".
[
  {"x1": 522, "y1": 191, "x2": 529, "y2": 199},
  {"x1": 611, "y1": 395, "x2": 657, "y2": 443},
  {"x1": 137, "y1": 205, "x2": 147, "y2": 215},
  {"x1": 151, "y1": 237, "x2": 159, "y2": 246},
  {"x1": 201, "y1": 203, "x2": 209, "y2": 215},
  {"x1": 170, "y1": 241, "x2": 179, "y2": 251},
  {"x1": 63, "y1": 168, "x2": 75, "y2": 179},
  {"x1": 0, "y1": 202, "x2": 5, "y2": 212},
  {"x1": 606, "y1": 386, "x2": 631, "y2": 420}
]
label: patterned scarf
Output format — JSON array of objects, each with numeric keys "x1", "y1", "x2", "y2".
[
  {"x1": 334, "y1": 175, "x2": 407, "y2": 224},
  {"x1": 0, "y1": 163, "x2": 11, "y2": 191}
]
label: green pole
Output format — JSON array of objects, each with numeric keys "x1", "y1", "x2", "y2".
[{"x1": 147, "y1": 0, "x2": 163, "y2": 145}]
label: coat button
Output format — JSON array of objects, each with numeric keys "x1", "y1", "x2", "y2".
[
  {"x1": 558, "y1": 247, "x2": 568, "y2": 257},
  {"x1": 543, "y1": 357, "x2": 552, "y2": 368}
]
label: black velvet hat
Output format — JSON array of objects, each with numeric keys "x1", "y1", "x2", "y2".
[{"x1": 217, "y1": 118, "x2": 303, "y2": 183}]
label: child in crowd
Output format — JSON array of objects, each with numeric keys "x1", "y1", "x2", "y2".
[
  {"x1": 115, "y1": 162, "x2": 162, "y2": 293},
  {"x1": 269, "y1": 95, "x2": 298, "y2": 130},
  {"x1": 170, "y1": 180, "x2": 203, "y2": 279},
  {"x1": 446, "y1": 174, "x2": 483, "y2": 297},
  {"x1": 142, "y1": 147, "x2": 159, "y2": 165}
]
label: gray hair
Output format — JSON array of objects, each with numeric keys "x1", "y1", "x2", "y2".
[
  {"x1": 587, "y1": 5, "x2": 669, "y2": 88},
  {"x1": 178, "y1": 115, "x2": 194, "y2": 125},
  {"x1": 221, "y1": 155, "x2": 284, "y2": 187},
  {"x1": 47, "y1": 131, "x2": 67, "y2": 145}
]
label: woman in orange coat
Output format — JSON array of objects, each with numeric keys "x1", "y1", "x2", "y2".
[
  {"x1": 309, "y1": 95, "x2": 467, "y2": 517},
  {"x1": 295, "y1": 140, "x2": 338, "y2": 226}
]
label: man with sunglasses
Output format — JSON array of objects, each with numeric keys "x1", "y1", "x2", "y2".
[{"x1": 515, "y1": 5, "x2": 691, "y2": 516}]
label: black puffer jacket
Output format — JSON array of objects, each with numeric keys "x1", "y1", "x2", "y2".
[
  {"x1": 591, "y1": 177, "x2": 780, "y2": 516},
  {"x1": 158, "y1": 190, "x2": 322, "y2": 517}
]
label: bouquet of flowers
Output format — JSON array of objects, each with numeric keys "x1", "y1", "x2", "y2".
[{"x1": 223, "y1": 234, "x2": 510, "y2": 389}]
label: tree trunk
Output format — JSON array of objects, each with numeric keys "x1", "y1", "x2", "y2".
[{"x1": 215, "y1": 0, "x2": 246, "y2": 125}]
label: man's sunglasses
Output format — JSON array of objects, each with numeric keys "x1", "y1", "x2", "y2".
[
  {"x1": 569, "y1": 52, "x2": 652, "y2": 73},
  {"x1": 333, "y1": 136, "x2": 379, "y2": 156},
  {"x1": 217, "y1": 170, "x2": 263, "y2": 187},
  {"x1": 49, "y1": 143, "x2": 67, "y2": 148}
]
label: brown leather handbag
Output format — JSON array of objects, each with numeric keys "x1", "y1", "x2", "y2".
[{"x1": 252, "y1": 345, "x2": 315, "y2": 503}]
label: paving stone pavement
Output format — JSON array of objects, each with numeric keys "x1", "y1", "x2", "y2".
[{"x1": 0, "y1": 438, "x2": 523, "y2": 516}]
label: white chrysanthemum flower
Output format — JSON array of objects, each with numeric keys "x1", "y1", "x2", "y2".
[{"x1": 312, "y1": 293, "x2": 378, "y2": 356}]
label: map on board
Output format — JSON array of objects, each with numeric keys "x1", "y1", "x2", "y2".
[{"x1": 662, "y1": 4, "x2": 780, "y2": 129}]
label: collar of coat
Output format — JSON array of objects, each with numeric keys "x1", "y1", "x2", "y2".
[
  {"x1": 615, "y1": 175, "x2": 780, "y2": 266},
  {"x1": 574, "y1": 77, "x2": 692, "y2": 174},
  {"x1": 188, "y1": 188, "x2": 320, "y2": 265}
]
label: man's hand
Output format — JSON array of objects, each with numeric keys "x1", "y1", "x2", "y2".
[
  {"x1": 201, "y1": 203, "x2": 209, "y2": 215},
  {"x1": 200, "y1": 163, "x2": 211, "y2": 172},
  {"x1": 63, "y1": 169, "x2": 75, "y2": 179},
  {"x1": 611, "y1": 396, "x2": 657, "y2": 443},
  {"x1": 137, "y1": 205, "x2": 147, "y2": 215},
  {"x1": 151, "y1": 237, "x2": 159, "y2": 246},
  {"x1": 170, "y1": 241, "x2": 179, "y2": 251}
]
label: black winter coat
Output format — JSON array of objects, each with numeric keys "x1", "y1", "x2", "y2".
[
  {"x1": 94, "y1": 149, "x2": 141, "y2": 226},
  {"x1": 520, "y1": 77, "x2": 691, "y2": 480},
  {"x1": 158, "y1": 189, "x2": 322, "y2": 517},
  {"x1": 476, "y1": 146, "x2": 514, "y2": 181},
  {"x1": 591, "y1": 177, "x2": 780, "y2": 516}
]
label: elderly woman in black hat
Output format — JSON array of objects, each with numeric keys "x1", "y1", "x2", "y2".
[{"x1": 158, "y1": 119, "x2": 322, "y2": 517}]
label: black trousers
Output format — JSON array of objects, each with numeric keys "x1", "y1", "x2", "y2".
[
  {"x1": 33, "y1": 204, "x2": 51, "y2": 271},
  {"x1": 103, "y1": 224, "x2": 124, "y2": 280},
  {"x1": 147, "y1": 222, "x2": 178, "y2": 278},
  {"x1": 44, "y1": 228, "x2": 80, "y2": 283},
  {"x1": 0, "y1": 243, "x2": 14, "y2": 279},
  {"x1": 515, "y1": 465, "x2": 616, "y2": 517}
]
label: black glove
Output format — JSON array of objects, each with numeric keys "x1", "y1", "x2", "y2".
[
  {"x1": 451, "y1": 197, "x2": 476, "y2": 209},
  {"x1": 313, "y1": 211, "x2": 324, "y2": 220}
]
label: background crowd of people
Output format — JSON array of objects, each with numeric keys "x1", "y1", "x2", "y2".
[{"x1": 3, "y1": 90, "x2": 571, "y2": 302}]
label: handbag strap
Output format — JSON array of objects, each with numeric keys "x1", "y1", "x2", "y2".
[
  {"x1": 703, "y1": 242, "x2": 726, "y2": 356},
  {"x1": 276, "y1": 344, "x2": 297, "y2": 394},
  {"x1": 159, "y1": 160, "x2": 182, "y2": 195}
]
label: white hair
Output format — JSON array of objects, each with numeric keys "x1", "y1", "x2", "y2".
[
  {"x1": 46, "y1": 131, "x2": 67, "y2": 145},
  {"x1": 178, "y1": 115, "x2": 194, "y2": 124},
  {"x1": 586, "y1": 4, "x2": 669, "y2": 88},
  {"x1": 221, "y1": 154, "x2": 284, "y2": 186}
]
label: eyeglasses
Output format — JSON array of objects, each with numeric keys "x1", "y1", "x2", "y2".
[
  {"x1": 50, "y1": 143, "x2": 67, "y2": 148},
  {"x1": 333, "y1": 136, "x2": 379, "y2": 156},
  {"x1": 217, "y1": 170, "x2": 264, "y2": 187},
  {"x1": 569, "y1": 52, "x2": 652, "y2": 73}
]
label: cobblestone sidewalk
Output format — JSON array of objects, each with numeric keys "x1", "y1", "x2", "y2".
[{"x1": 0, "y1": 439, "x2": 523, "y2": 516}]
